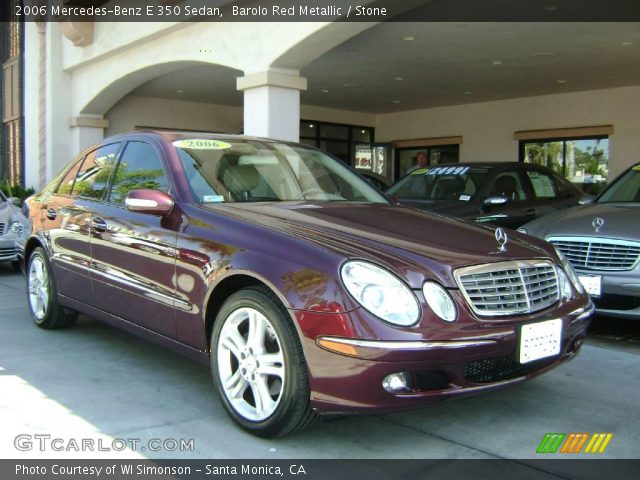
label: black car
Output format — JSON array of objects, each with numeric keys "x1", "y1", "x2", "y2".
[
  {"x1": 387, "y1": 162, "x2": 590, "y2": 229},
  {"x1": 359, "y1": 171, "x2": 392, "y2": 191}
]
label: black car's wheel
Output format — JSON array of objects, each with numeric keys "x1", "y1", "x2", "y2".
[
  {"x1": 27, "y1": 247, "x2": 77, "y2": 329},
  {"x1": 210, "y1": 287, "x2": 317, "y2": 437}
]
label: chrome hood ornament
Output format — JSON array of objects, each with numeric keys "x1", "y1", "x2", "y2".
[
  {"x1": 592, "y1": 217, "x2": 605, "y2": 233},
  {"x1": 495, "y1": 227, "x2": 508, "y2": 252}
]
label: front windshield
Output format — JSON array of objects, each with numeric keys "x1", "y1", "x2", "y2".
[
  {"x1": 387, "y1": 165, "x2": 491, "y2": 201},
  {"x1": 598, "y1": 166, "x2": 640, "y2": 203},
  {"x1": 175, "y1": 139, "x2": 388, "y2": 204}
]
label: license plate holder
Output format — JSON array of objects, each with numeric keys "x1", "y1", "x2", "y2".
[
  {"x1": 519, "y1": 319, "x2": 562, "y2": 364},
  {"x1": 578, "y1": 275, "x2": 602, "y2": 297}
]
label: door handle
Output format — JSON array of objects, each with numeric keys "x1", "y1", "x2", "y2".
[
  {"x1": 525, "y1": 208, "x2": 537, "y2": 217},
  {"x1": 46, "y1": 208, "x2": 57, "y2": 220},
  {"x1": 91, "y1": 217, "x2": 108, "y2": 233}
]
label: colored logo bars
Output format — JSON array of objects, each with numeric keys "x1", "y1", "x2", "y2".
[{"x1": 537, "y1": 432, "x2": 613, "y2": 454}]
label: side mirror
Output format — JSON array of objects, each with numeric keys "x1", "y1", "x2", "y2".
[
  {"x1": 578, "y1": 194, "x2": 594, "y2": 205},
  {"x1": 124, "y1": 189, "x2": 174, "y2": 216},
  {"x1": 8, "y1": 197, "x2": 20, "y2": 206}
]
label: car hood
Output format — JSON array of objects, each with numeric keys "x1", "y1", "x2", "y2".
[
  {"x1": 522, "y1": 202, "x2": 640, "y2": 241},
  {"x1": 395, "y1": 199, "x2": 475, "y2": 218},
  {"x1": 0, "y1": 202, "x2": 13, "y2": 220},
  {"x1": 205, "y1": 202, "x2": 554, "y2": 288}
]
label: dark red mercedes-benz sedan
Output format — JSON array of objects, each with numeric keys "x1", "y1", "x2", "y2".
[{"x1": 20, "y1": 131, "x2": 593, "y2": 437}]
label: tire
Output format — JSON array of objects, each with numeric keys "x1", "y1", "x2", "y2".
[
  {"x1": 210, "y1": 286, "x2": 317, "y2": 437},
  {"x1": 26, "y1": 247, "x2": 77, "y2": 329}
]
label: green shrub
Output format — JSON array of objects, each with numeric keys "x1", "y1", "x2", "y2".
[{"x1": 0, "y1": 180, "x2": 35, "y2": 204}]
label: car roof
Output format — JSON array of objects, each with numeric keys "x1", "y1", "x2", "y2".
[{"x1": 106, "y1": 130, "x2": 284, "y2": 144}]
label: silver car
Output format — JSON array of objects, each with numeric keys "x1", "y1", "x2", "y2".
[
  {"x1": 0, "y1": 191, "x2": 28, "y2": 270},
  {"x1": 519, "y1": 162, "x2": 640, "y2": 320}
]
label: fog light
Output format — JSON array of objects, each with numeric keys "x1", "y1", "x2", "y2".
[
  {"x1": 382, "y1": 372, "x2": 412, "y2": 393},
  {"x1": 10, "y1": 221, "x2": 22, "y2": 235}
]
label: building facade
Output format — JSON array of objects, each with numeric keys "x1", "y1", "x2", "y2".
[
  {"x1": 1, "y1": 0, "x2": 24, "y2": 185},
  {"x1": 16, "y1": 11, "x2": 640, "y2": 191}
]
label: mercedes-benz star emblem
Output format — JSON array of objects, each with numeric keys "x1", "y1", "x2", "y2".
[
  {"x1": 495, "y1": 227, "x2": 508, "y2": 252},
  {"x1": 592, "y1": 217, "x2": 605, "y2": 233}
]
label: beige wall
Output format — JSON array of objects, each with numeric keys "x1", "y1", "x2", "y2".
[
  {"x1": 105, "y1": 95, "x2": 243, "y2": 136},
  {"x1": 106, "y1": 95, "x2": 376, "y2": 136},
  {"x1": 300, "y1": 105, "x2": 375, "y2": 127},
  {"x1": 376, "y1": 85, "x2": 640, "y2": 179},
  {"x1": 107, "y1": 85, "x2": 639, "y2": 180}
]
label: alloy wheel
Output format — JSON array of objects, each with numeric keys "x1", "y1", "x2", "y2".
[
  {"x1": 217, "y1": 307, "x2": 285, "y2": 421},
  {"x1": 28, "y1": 255, "x2": 49, "y2": 320}
]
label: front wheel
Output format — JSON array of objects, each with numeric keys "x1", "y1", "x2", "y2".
[
  {"x1": 27, "y1": 247, "x2": 77, "y2": 329},
  {"x1": 210, "y1": 287, "x2": 317, "y2": 437}
]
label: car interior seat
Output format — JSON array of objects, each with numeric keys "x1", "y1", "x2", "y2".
[
  {"x1": 492, "y1": 175, "x2": 518, "y2": 200},
  {"x1": 432, "y1": 177, "x2": 465, "y2": 200},
  {"x1": 220, "y1": 164, "x2": 261, "y2": 201}
]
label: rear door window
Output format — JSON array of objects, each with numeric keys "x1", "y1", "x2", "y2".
[
  {"x1": 526, "y1": 169, "x2": 558, "y2": 199},
  {"x1": 72, "y1": 143, "x2": 122, "y2": 200}
]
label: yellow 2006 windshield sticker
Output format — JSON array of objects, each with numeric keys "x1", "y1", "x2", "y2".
[
  {"x1": 411, "y1": 168, "x2": 429, "y2": 175},
  {"x1": 172, "y1": 139, "x2": 232, "y2": 150},
  {"x1": 633, "y1": 165, "x2": 640, "y2": 171}
]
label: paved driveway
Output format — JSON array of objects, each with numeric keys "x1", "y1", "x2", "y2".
[{"x1": 1, "y1": 263, "x2": 638, "y2": 460}]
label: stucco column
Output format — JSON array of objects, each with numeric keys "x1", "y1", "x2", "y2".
[
  {"x1": 69, "y1": 116, "x2": 108, "y2": 154},
  {"x1": 237, "y1": 70, "x2": 307, "y2": 142},
  {"x1": 23, "y1": 22, "x2": 44, "y2": 189}
]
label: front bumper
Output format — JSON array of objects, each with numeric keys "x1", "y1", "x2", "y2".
[
  {"x1": 0, "y1": 237, "x2": 19, "y2": 262},
  {"x1": 575, "y1": 268, "x2": 640, "y2": 320},
  {"x1": 296, "y1": 301, "x2": 593, "y2": 414}
]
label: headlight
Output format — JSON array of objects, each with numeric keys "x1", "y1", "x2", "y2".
[
  {"x1": 422, "y1": 281, "x2": 457, "y2": 322},
  {"x1": 340, "y1": 261, "x2": 420, "y2": 326},
  {"x1": 556, "y1": 268, "x2": 573, "y2": 300},
  {"x1": 10, "y1": 221, "x2": 22, "y2": 236},
  {"x1": 554, "y1": 247, "x2": 585, "y2": 295}
]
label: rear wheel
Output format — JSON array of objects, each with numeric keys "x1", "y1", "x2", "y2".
[
  {"x1": 210, "y1": 287, "x2": 317, "y2": 437},
  {"x1": 27, "y1": 247, "x2": 77, "y2": 329}
]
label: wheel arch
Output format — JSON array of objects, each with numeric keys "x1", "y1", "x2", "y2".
[
  {"x1": 24, "y1": 236, "x2": 47, "y2": 265},
  {"x1": 203, "y1": 271, "x2": 296, "y2": 347}
]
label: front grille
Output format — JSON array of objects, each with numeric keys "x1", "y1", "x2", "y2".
[
  {"x1": 0, "y1": 247, "x2": 17, "y2": 258},
  {"x1": 464, "y1": 354, "x2": 555, "y2": 383},
  {"x1": 549, "y1": 236, "x2": 640, "y2": 271},
  {"x1": 455, "y1": 260, "x2": 559, "y2": 316},
  {"x1": 0, "y1": 223, "x2": 5, "y2": 235}
]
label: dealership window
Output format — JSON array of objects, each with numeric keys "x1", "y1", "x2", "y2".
[
  {"x1": 300, "y1": 120, "x2": 373, "y2": 165},
  {"x1": 391, "y1": 137, "x2": 462, "y2": 179},
  {"x1": 516, "y1": 126, "x2": 612, "y2": 195}
]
